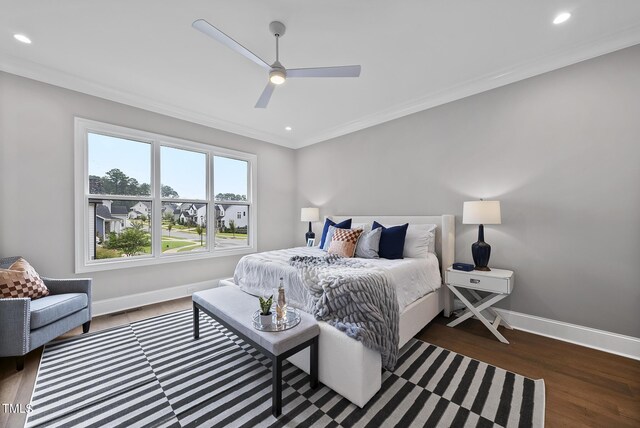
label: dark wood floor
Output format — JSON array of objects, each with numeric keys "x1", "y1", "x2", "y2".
[
  {"x1": 417, "y1": 317, "x2": 640, "y2": 428},
  {"x1": 1, "y1": 297, "x2": 638, "y2": 427}
]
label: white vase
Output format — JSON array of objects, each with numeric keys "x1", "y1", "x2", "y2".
[{"x1": 260, "y1": 313, "x2": 272, "y2": 327}]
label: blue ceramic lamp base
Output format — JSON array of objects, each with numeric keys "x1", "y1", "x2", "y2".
[
  {"x1": 305, "y1": 222, "x2": 315, "y2": 241},
  {"x1": 472, "y1": 224, "x2": 491, "y2": 271}
]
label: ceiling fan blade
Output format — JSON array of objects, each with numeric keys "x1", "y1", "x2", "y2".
[
  {"x1": 255, "y1": 82, "x2": 276, "y2": 108},
  {"x1": 192, "y1": 19, "x2": 270, "y2": 69},
  {"x1": 287, "y1": 65, "x2": 361, "y2": 78}
]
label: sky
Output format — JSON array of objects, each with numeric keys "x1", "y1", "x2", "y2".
[{"x1": 88, "y1": 133, "x2": 247, "y2": 199}]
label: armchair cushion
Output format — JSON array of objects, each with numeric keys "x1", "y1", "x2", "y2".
[
  {"x1": 0, "y1": 258, "x2": 49, "y2": 299},
  {"x1": 30, "y1": 293, "x2": 88, "y2": 329},
  {"x1": 43, "y1": 278, "x2": 92, "y2": 319}
]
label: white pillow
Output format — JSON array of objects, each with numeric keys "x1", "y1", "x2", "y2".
[
  {"x1": 426, "y1": 231, "x2": 436, "y2": 254},
  {"x1": 351, "y1": 222, "x2": 371, "y2": 233},
  {"x1": 382, "y1": 223, "x2": 437, "y2": 258}
]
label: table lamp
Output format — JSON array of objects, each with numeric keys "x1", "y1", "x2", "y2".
[
  {"x1": 463, "y1": 200, "x2": 501, "y2": 271},
  {"x1": 301, "y1": 207, "x2": 320, "y2": 242}
]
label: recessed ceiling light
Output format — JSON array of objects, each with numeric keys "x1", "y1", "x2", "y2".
[
  {"x1": 13, "y1": 34, "x2": 32, "y2": 44},
  {"x1": 285, "y1": 126, "x2": 292, "y2": 131},
  {"x1": 553, "y1": 12, "x2": 571, "y2": 25}
]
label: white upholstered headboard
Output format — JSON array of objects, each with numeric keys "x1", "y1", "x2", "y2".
[{"x1": 329, "y1": 215, "x2": 455, "y2": 316}]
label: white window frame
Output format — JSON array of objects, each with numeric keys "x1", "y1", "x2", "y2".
[{"x1": 74, "y1": 118, "x2": 257, "y2": 273}]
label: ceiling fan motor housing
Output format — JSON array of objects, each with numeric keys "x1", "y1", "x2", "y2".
[{"x1": 269, "y1": 21, "x2": 286, "y2": 37}]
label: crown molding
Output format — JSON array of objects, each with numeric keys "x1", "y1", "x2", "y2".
[
  {"x1": 2, "y1": 24, "x2": 639, "y2": 151},
  {"x1": 0, "y1": 55, "x2": 297, "y2": 149},
  {"x1": 296, "y1": 24, "x2": 640, "y2": 149}
]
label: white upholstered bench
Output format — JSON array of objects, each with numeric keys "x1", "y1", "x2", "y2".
[{"x1": 192, "y1": 285, "x2": 320, "y2": 417}]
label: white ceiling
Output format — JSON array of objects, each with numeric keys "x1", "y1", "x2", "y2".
[{"x1": 2, "y1": 1, "x2": 640, "y2": 149}]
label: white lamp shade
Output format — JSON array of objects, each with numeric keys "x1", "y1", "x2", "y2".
[
  {"x1": 301, "y1": 207, "x2": 320, "y2": 222},
  {"x1": 463, "y1": 201, "x2": 501, "y2": 225}
]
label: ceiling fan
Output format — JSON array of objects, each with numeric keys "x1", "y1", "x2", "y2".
[{"x1": 192, "y1": 19, "x2": 361, "y2": 108}]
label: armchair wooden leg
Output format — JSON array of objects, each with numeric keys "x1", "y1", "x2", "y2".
[
  {"x1": 16, "y1": 356, "x2": 24, "y2": 371},
  {"x1": 82, "y1": 321, "x2": 91, "y2": 334}
]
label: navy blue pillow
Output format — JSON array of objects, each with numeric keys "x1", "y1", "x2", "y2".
[
  {"x1": 319, "y1": 218, "x2": 352, "y2": 248},
  {"x1": 372, "y1": 221, "x2": 409, "y2": 259}
]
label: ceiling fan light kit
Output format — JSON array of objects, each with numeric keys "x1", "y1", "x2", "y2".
[
  {"x1": 269, "y1": 66, "x2": 286, "y2": 85},
  {"x1": 192, "y1": 19, "x2": 361, "y2": 108}
]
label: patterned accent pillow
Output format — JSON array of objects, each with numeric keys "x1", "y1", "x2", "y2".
[
  {"x1": 328, "y1": 228, "x2": 364, "y2": 258},
  {"x1": 0, "y1": 258, "x2": 50, "y2": 299}
]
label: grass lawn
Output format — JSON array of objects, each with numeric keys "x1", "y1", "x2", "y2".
[
  {"x1": 161, "y1": 239, "x2": 195, "y2": 251},
  {"x1": 216, "y1": 232, "x2": 247, "y2": 239},
  {"x1": 177, "y1": 244, "x2": 205, "y2": 252},
  {"x1": 99, "y1": 237, "x2": 197, "y2": 258},
  {"x1": 163, "y1": 226, "x2": 198, "y2": 234},
  {"x1": 96, "y1": 247, "x2": 122, "y2": 259},
  {"x1": 163, "y1": 223, "x2": 197, "y2": 231}
]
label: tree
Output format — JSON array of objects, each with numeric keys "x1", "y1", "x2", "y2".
[
  {"x1": 162, "y1": 185, "x2": 179, "y2": 198},
  {"x1": 229, "y1": 219, "x2": 236, "y2": 238},
  {"x1": 103, "y1": 169, "x2": 131, "y2": 195},
  {"x1": 215, "y1": 193, "x2": 247, "y2": 201},
  {"x1": 127, "y1": 178, "x2": 141, "y2": 195},
  {"x1": 89, "y1": 175, "x2": 104, "y2": 194},
  {"x1": 105, "y1": 223, "x2": 150, "y2": 256},
  {"x1": 163, "y1": 212, "x2": 175, "y2": 237},
  {"x1": 96, "y1": 168, "x2": 153, "y2": 197},
  {"x1": 139, "y1": 183, "x2": 151, "y2": 195},
  {"x1": 195, "y1": 224, "x2": 205, "y2": 246}
]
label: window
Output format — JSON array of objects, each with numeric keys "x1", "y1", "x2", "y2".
[
  {"x1": 160, "y1": 147, "x2": 208, "y2": 255},
  {"x1": 75, "y1": 118, "x2": 257, "y2": 272},
  {"x1": 214, "y1": 156, "x2": 250, "y2": 249}
]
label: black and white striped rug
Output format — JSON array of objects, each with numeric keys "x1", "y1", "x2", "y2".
[{"x1": 27, "y1": 309, "x2": 545, "y2": 427}]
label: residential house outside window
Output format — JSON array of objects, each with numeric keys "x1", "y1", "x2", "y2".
[{"x1": 75, "y1": 118, "x2": 257, "y2": 272}]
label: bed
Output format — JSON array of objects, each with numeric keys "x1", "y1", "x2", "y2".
[{"x1": 219, "y1": 214, "x2": 455, "y2": 407}]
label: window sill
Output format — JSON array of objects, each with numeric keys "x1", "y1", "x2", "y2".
[{"x1": 75, "y1": 247, "x2": 256, "y2": 273}]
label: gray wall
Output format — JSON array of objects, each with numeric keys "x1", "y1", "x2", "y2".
[
  {"x1": 296, "y1": 45, "x2": 640, "y2": 337},
  {"x1": 0, "y1": 72, "x2": 297, "y2": 302}
]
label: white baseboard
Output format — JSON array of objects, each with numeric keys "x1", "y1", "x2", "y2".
[
  {"x1": 92, "y1": 278, "x2": 223, "y2": 316},
  {"x1": 493, "y1": 308, "x2": 640, "y2": 361},
  {"x1": 92, "y1": 285, "x2": 640, "y2": 361}
]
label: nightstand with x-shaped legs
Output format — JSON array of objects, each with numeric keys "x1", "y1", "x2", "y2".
[{"x1": 445, "y1": 267, "x2": 514, "y2": 344}]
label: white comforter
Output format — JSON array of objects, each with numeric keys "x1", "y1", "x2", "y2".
[{"x1": 233, "y1": 247, "x2": 441, "y2": 312}]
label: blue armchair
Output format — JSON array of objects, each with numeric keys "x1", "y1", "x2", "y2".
[{"x1": 0, "y1": 256, "x2": 92, "y2": 370}]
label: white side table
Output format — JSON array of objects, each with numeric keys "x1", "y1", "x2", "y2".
[{"x1": 445, "y1": 267, "x2": 514, "y2": 344}]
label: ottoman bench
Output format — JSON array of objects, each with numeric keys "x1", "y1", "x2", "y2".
[{"x1": 192, "y1": 285, "x2": 320, "y2": 417}]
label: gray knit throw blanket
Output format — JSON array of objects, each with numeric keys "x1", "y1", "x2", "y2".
[{"x1": 289, "y1": 255, "x2": 400, "y2": 370}]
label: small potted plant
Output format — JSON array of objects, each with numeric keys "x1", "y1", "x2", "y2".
[{"x1": 258, "y1": 295, "x2": 273, "y2": 327}]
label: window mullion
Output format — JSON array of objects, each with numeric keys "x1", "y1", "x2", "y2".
[
  {"x1": 209, "y1": 152, "x2": 214, "y2": 252},
  {"x1": 152, "y1": 141, "x2": 162, "y2": 258}
]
